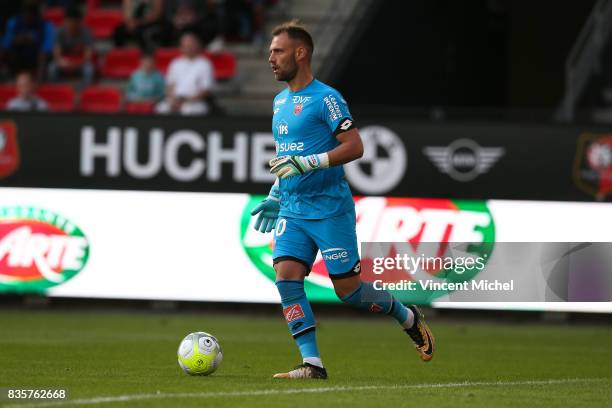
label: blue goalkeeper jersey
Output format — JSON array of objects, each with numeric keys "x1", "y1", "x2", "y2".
[{"x1": 272, "y1": 79, "x2": 356, "y2": 219}]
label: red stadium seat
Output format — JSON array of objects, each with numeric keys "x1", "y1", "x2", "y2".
[
  {"x1": 125, "y1": 101, "x2": 156, "y2": 114},
  {"x1": 80, "y1": 86, "x2": 122, "y2": 113},
  {"x1": 84, "y1": 9, "x2": 123, "y2": 39},
  {"x1": 37, "y1": 84, "x2": 76, "y2": 112},
  {"x1": 204, "y1": 51, "x2": 237, "y2": 81},
  {"x1": 102, "y1": 48, "x2": 141, "y2": 79},
  {"x1": 0, "y1": 85, "x2": 17, "y2": 109},
  {"x1": 156, "y1": 49, "x2": 237, "y2": 80},
  {"x1": 154, "y1": 48, "x2": 180, "y2": 74},
  {"x1": 43, "y1": 7, "x2": 65, "y2": 26}
]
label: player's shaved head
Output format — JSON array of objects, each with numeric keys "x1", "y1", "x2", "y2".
[{"x1": 271, "y1": 20, "x2": 314, "y2": 61}]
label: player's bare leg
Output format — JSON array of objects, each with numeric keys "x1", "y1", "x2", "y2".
[
  {"x1": 333, "y1": 274, "x2": 435, "y2": 362},
  {"x1": 272, "y1": 260, "x2": 328, "y2": 379}
]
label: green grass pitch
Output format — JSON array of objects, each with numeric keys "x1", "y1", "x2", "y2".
[{"x1": 1, "y1": 309, "x2": 611, "y2": 408}]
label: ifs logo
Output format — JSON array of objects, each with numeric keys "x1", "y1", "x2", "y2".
[
  {"x1": 276, "y1": 120, "x2": 289, "y2": 136},
  {"x1": 0, "y1": 206, "x2": 90, "y2": 293},
  {"x1": 241, "y1": 197, "x2": 495, "y2": 303}
]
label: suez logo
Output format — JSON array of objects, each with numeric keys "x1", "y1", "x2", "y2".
[
  {"x1": 79, "y1": 127, "x2": 278, "y2": 183},
  {"x1": 0, "y1": 206, "x2": 89, "y2": 293},
  {"x1": 276, "y1": 142, "x2": 304, "y2": 153},
  {"x1": 241, "y1": 196, "x2": 494, "y2": 303}
]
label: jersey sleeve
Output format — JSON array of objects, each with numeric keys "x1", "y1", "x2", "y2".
[{"x1": 321, "y1": 89, "x2": 355, "y2": 136}]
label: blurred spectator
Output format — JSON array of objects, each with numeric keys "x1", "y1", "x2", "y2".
[
  {"x1": 156, "y1": 33, "x2": 213, "y2": 115},
  {"x1": 6, "y1": 71, "x2": 49, "y2": 111},
  {"x1": 223, "y1": 0, "x2": 266, "y2": 43},
  {"x1": 1, "y1": 0, "x2": 54, "y2": 79},
  {"x1": 126, "y1": 52, "x2": 164, "y2": 102},
  {"x1": 113, "y1": 0, "x2": 164, "y2": 50},
  {"x1": 160, "y1": 0, "x2": 219, "y2": 47},
  {"x1": 47, "y1": 6, "x2": 94, "y2": 88},
  {"x1": 44, "y1": 0, "x2": 74, "y2": 7}
]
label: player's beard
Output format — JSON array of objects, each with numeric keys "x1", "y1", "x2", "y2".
[{"x1": 276, "y1": 58, "x2": 298, "y2": 82}]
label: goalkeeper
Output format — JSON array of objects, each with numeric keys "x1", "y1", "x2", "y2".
[{"x1": 251, "y1": 20, "x2": 435, "y2": 380}]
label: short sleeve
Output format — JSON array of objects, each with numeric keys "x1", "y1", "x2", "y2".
[
  {"x1": 166, "y1": 60, "x2": 179, "y2": 85},
  {"x1": 196, "y1": 59, "x2": 214, "y2": 91},
  {"x1": 321, "y1": 90, "x2": 355, "y2": 136}
]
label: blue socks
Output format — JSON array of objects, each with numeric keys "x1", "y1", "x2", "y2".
[
  {"x1": 341, "y1": 282, "x2": 414, "y2": 328},
  {"x1": 276, "y1": 280, "x2": 322, "y2": 366}
]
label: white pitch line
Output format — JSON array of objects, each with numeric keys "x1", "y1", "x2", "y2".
[{"x1": 4, "y1": 378, "x2": 608, "y2": 408}]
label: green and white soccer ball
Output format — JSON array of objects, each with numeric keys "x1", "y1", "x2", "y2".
[{"x1": 177, "y1": 332, "x2": 223, "y2": 376}]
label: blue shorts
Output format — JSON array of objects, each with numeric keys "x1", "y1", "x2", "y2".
[{"x1": 272, "y1": 210, "x2": 361, "y2": 279}]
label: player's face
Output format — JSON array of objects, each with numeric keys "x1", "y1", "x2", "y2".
[{"x1": 269, "y1": 33, "x2": 298, "y2": 82}]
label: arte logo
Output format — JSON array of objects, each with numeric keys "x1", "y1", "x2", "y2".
[
  {"x1": 0, "y1": 121, "x2": 20, "y2": 179},
  {"x1": 241, "y1": 196, "x2": 495, "y2": 303},
  {"x1": 0, "y1": 206, "x2": 89, "y2": 293},
  {"x1": 573, "y1": 133, "x2": 612, "y2": 200}
]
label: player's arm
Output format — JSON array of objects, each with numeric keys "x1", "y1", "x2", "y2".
[
  {"x1": 270, "y1": 120, "x2": 362, "y2": 178},
  {"x1": 327, "y1": 127, "x2": 363, "y2": 166}
]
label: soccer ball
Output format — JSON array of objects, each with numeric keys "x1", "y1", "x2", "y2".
[{"x1": 177, "y1": 332, "x2": 223, "y2": 376}]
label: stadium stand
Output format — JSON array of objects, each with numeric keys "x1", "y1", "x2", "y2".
[
  {"x1": 125, "y1": 100, "x2": 156, "y2": 114},
  {"x1": 84, "y1": 9, "x2": 123, "y2": 39},
  {"x1": 2, "y1": 0, "x2": 347, "y2": 115},
  {"x1": 42, "y1": 7, "x2": 65, "y2": 26},
  {"x1": 80, "y1": 85, "x2": 122, "y2": 112},
  {"x1": 36, "y1": 84, "x2": 76, "y2": 112},
  {"x1": 0, "y1": 85, "x2": 17, "y2": 108},
  {"x1": 101, "y1": 48, "x2": 142, "y2": 79}
]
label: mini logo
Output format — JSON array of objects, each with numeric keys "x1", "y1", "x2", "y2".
[
  {"x1": 344, "y1": 126, "x2": 407, "y2": 194},
  {"x1": 283, "y1": 304, "x2": 305, "y2": 322},
  {"x1": 424, "y1": 139, "x2": 504, "y2": 182},
  {"x1": 0, "y1": 206, "x2": 90, "y2": 293},
  {"x1": 275, "y1": 98, "x2": 287, "y2": 106},
  {"x1": 294, "y1": 104, "x2": 303, "y2": 115},
  {"x1": 0, "y1": 121, "x2": 20, "y2": 179},
  {"x1": 573, "y1": 133, "x2": 612, "y2": 200}
]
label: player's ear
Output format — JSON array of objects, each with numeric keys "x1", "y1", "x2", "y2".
[{"x1": 295, "y1": 46, "x2": 306, "y2": 62}]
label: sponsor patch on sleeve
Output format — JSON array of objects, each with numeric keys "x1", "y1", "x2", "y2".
[{"x1": 334, "y1": 118, "x2": 355, "y2": 135}]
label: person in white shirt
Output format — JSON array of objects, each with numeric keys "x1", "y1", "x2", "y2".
[
  {"x1": 6, "y1": 71, "x2": 48, "y2": 111},
  {"x1": 156, "y1": 32, "x2": 214, "y2": 115}
]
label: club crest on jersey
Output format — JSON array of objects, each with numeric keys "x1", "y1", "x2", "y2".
[
  {"x1": 283, "y1": 304, "x2": 305, "y2": 322},
  {"x1": 294, "y1": 104, "x2": 303, "y2": 115}
]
